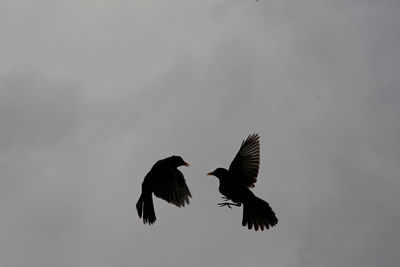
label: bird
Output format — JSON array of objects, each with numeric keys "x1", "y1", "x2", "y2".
[
  {"x1": 136, "y1": 155, "x2": 191, "y2": 225},
  {"x1": 207, "y1": 134, "x2": 278, "y2": 231}
]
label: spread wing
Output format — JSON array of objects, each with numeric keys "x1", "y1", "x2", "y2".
[
  {"x1": 151, "y1": 161, "x2": 191, "y2": 207},
  {"x1": 228, "y1": 133, "x2": 260, "y2": 188}
]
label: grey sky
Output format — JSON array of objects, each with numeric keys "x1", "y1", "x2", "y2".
[{"x1": 1, "y1": 1, "x2": 400, "y2": 266}]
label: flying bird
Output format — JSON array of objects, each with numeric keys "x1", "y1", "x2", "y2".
[
  {"x1": 207, "y1": 134, "x2": 278, "y2": 231},
  {"x1": 136, "y1": 155, "x2": 191, "y2": 225}
]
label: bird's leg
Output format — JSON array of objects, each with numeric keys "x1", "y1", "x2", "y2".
[
  {"x1": 218, "y1": 196, "x2": 241, "y2": 208},
  {"x1": 217, "y1": 202, "x2": 241, "y2": 209}
]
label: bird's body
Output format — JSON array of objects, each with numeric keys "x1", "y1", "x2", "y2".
[
  {"x1": 213, "y1": 168, "x2": 252, "y2": 205},
  {"x1": 208, "y1": 134, "x2": 278, "y2": 231},
  {"x1": 136, "y1": 155, "x2": 191, "y2": 225}
]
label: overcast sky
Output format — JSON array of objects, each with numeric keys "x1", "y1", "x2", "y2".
[{"x1": 1, "y1": 1, "x2": 400, "y2": 266}]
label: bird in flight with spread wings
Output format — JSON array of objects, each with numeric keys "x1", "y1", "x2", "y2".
[
  {"x1": 207, "y1": 134, "x2": 278, "y2": 231},
  {"x1": 136, "y1": 155, "x2": 191, "y2": 225}
]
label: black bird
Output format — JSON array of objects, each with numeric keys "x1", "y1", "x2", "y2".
[
  {"x1": 136, "y1": 155, "x2": 191, "y2": 225},
  {"x1": 207, "y1": 134, "x2": 278, "y2": 231}
]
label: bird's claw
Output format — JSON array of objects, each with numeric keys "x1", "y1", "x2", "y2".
[
  {"x1": 217, "y1": 202, "x2": 240, "y2": 209},
  {"x1": 218, "y1": 202, "x2": 232, "y2": 209}
]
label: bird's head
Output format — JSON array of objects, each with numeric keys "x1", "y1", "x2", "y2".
[
  {"x1": 170, "y1": 155, "x2": 190, "y2": 167},
  {"x1": 207, "y1": 168, "x2": 228, "y2": 179}
]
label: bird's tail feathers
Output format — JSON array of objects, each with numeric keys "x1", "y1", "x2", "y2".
[
  {"x1": 136, "y1": 193, "x2": 156, "y2": 225},
  {"x1": 136, "y1": 194, "x2": 143, "y2": 218},
  {"x1": 242, "y1": 196, "x2": 278, "y2": 231}
]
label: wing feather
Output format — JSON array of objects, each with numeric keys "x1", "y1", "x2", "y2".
[{"x1": 228, "y1": 133, "x2": 260, "y2": 187}]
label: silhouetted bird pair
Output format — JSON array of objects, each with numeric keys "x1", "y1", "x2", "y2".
[{"x1": 136, "y1": 134, "x2": 278, "y2": 231}]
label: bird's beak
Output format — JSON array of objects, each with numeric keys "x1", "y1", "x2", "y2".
[
  {"x1": 207, "y1": 172, "x2": 214, "y2": 176},
  {"x1": 184, "y1": 162, "x2": 190, "y2": 167}
]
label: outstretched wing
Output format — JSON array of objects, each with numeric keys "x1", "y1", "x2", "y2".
[
  {"x1": 151, "y1": 161, "x2": 192, "y2": 207},
  {"x1": 228, "y1": 133, "x2": 260, "y2": 188}
]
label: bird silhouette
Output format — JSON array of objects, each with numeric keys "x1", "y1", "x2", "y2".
[
  {"x1": 207, "y1": 134, "x2": 278, "y2": 231},
  {"x1": 136, "y1": 155, "x2": 191, "y2": 225}
]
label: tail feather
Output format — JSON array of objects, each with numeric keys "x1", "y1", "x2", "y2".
[
  {"x1": 136, "y1": 193, "x2": 156, "y2": 225},
  {"x1": 136, "y1": 195, "x2": 143, "y2": 218},
  {"x1": 242, "y1": 196, "x2": 278, "y2": 231}
]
